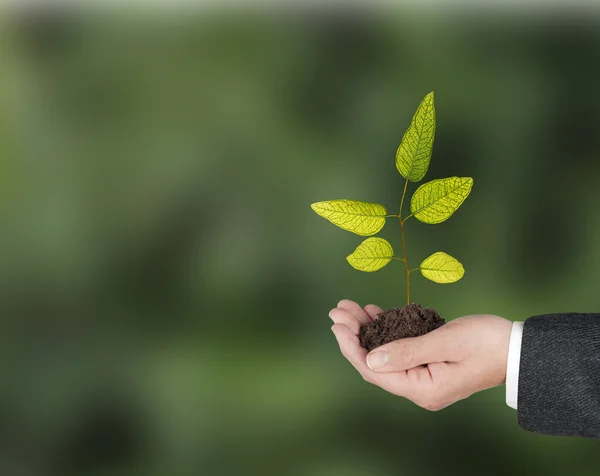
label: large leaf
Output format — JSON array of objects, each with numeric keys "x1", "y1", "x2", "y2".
[
  {"x1": 396, "y1": 91, "x2": 436, "y2": 182},
  {"x1": 410, "y1": 177, "x2": 473, "y2": 224},
  {"x1": 311, "y1": 200, "x2": 387, "y2": 236},
  {"x1": 347, "y1": 237, "x2": 394, "y2": 272},
  {"x1": 420, "y1": 252, "x2": 464, "y2": 283}
]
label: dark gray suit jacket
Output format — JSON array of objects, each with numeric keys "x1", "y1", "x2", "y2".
[{"x1": 518, "y1": 313, "x2": 600, "y2": 438}]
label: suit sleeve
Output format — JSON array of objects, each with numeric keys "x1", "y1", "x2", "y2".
[{"x1": 518, "y1": 312, "x2": 600, "y2": 438}]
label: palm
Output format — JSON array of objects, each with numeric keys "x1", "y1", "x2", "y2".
[
  {"x1": 329, "y1": 299, "x2": 443, "y2": 400},
  {"x1": 330, "y1": 302, "x2": 511, "y2": 410}
]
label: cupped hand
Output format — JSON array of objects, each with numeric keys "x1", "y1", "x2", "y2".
[{"x1": 329, "y1": 299, "x2": 512, "y2": 411}]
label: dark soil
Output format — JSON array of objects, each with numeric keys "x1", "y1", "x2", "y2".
[{"x1": 359, "y1": 303, "x2": 445, "y2": 352}]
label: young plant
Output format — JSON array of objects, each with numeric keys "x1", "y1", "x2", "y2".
[{"x1": 311, "y1": 92, "x2": 473, "y2": 306}]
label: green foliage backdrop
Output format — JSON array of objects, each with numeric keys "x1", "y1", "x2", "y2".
[{"x1": 2, "y1": 8, "x2": 600, "y2": 476}]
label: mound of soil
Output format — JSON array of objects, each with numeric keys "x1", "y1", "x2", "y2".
[{"x1": 359, "y1": 303, "x2": 445, "y2": 352}]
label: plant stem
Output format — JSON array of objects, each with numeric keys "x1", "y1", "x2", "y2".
[
  {"x1": 400, "y1": 219, "x2": 410, "y2": 305},
  {"x1": 399, "y1": 177, "x2": 411, "y2": 305}
]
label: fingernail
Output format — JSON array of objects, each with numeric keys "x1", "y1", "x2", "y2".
[{"x1": 367, "y1": 350, "x2": 388, "y2": 370}]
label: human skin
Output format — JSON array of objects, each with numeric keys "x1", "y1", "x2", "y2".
[{"x1": 329, "y1": 300, "x2": 513, "y2": 411}]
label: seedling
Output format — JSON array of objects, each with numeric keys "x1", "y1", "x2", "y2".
[{"x1": 311, "y1": 92, "x2": 474, "y2": 349}]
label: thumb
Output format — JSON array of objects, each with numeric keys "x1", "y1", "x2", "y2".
[{"x1": 366, "y1": 328, "x2": 456, "y2": 372}]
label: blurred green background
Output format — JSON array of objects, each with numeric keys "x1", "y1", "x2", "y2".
[{"x1": 2, "y1": 6, "x2": 600, "y2": 476}]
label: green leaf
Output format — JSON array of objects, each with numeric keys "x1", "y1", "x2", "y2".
[
  {"x1": 346, "y1": 237, "x2": 394, "y2": 272},
  {"x1": 310, "y1": 200, "x2": 387, "y2": 236},
  {"x1": 420, "y1": 252, "x2": 464, "y2": 283},
  {"x1": 410, "y1": 177, "x2": 473, "y2": 224},
  {"x1": 396, "y1": 91, "x2": 436, "y2": 182}
]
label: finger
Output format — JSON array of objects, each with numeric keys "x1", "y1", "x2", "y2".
[
  {"x1": 331, "y1": 323, "x2": 380, "y2": 383},
  {"x1": 337, "y1": 299, "x2": 371, "y2": 324},
  {"x1": 364, "y1": 304, "x2": 383, "y2": 320},
  {"x1": 332, "y1": 324, "x2": 425, "y2": 400},
  {"x1": 405, "y1": 365, "x2": 434, "y2": 385},
  {"x1": 328, "y1": 308, "x2": 361, "y2": 335},
  {"x1": 366, "y1": 327, "x2": 458, "y2": 372}
]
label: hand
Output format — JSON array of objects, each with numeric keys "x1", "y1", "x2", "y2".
[{"x1": 329, "y1": 299, "x2": 513, "y2": 411}]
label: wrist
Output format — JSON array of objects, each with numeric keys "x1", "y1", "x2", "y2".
[{"x1": 497, "y1": 319, "x2": 513, "y2": 386}]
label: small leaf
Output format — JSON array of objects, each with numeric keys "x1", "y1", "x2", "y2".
[
  {"x1": 347, "y1": 237, "x2": 394, "y2": 272},
  {"x1": 310, "y1": 200, "x2": 387, "y2": 236},
  {"x1": 420, "y1": 252, "x2": 464, "y2": 283},
  {"x1": 396, "y1": 91, "x2": 436, "y2": 182},
  {"x1": 410, "y1": 177, "x2": 473, "y2": 224}
]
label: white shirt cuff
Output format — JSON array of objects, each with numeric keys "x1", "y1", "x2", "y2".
[{"x1": 505, "y1": 321, "x2": 524, "y2": 410}]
